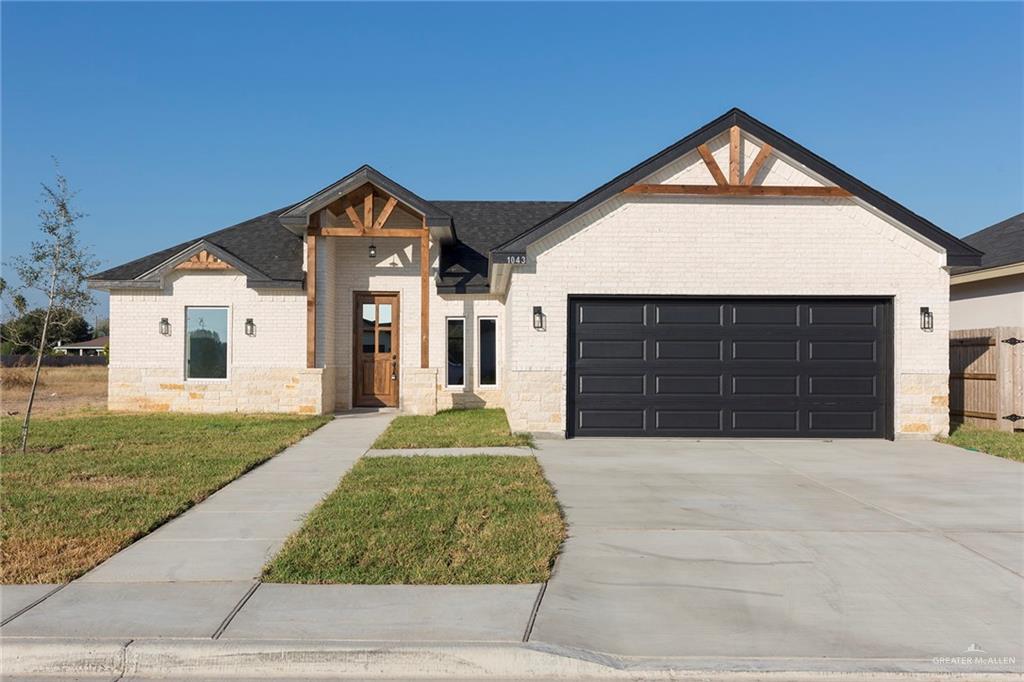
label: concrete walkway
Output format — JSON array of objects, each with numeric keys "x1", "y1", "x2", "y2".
[{"x1": 78, "y1": 410, "x2": 395, "y2": 584}]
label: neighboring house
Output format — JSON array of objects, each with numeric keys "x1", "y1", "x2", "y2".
[
  {"x1": 54, "y1": 336, "x2": 109, "y2": 357},
  {"x1": 950, "y1": 213, "x2": 1024, "y2": 330},
  {"x1": 88, "y1": 109, "x2": 981, "y2": 439}
]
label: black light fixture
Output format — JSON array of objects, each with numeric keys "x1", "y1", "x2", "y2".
[
  {"x1": 245, "y1": 318, "x2": 256, "y2": 337},
  {"x1": 920, "y1": 306, "x2": 933, "y2": 332},
  {"x1": 532, "y1": 306, "x2": 545, "y2": 330},
  {"x1": 159, "y1": 318, "x2": 171, "y2": 336},
  {"x1": 368, "y1": 244, "x2": 377, "y2": 259}
]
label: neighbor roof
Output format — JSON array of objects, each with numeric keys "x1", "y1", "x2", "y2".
[
  {"x1": 58, "y1": 335, "x2": 109, "y2": 349},
  {"x1": 492, "y1": 108, "x2": 982, "y2": 267},
  {"x1": 954, "y1": 212, "x2": 1023, "y2": 273}
]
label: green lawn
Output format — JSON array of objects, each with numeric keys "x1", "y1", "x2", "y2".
[
  {"x1": 372, "y1": 408, "x2": 533, "y2": 449},
  {"x1": 263, "y1": 456, "x2": 564, "y2": 584},
  {"x1": 1, "y1": 413, "x2": 330, "y2": 583},
  {"x1": 940, "y1": 424, "x2": 1024, "y2": 462}
]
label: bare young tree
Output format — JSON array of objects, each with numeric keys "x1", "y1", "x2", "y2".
[{"x1": 3, "y1": 162, "x2": 98, "y2": 452}]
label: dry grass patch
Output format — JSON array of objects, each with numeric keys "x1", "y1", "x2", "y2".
[
  {"x1": 1, "y1": 366, "x2": 108, "y2": 417},
  {"x1": 1, "y1": 412, "x2": 331, "y2": 583}
]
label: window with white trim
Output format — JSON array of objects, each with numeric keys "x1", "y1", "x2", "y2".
[
  {"x1": 185, "y1": 307, "x2": 228, "y2": 379},
  {"x1": 446, "y1": 318, "x2": 465, "y2": 387},
  {"x1": 478, "y1": 317, "x2": 497, "y2": 386}
]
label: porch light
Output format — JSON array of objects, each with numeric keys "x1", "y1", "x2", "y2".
[
  {"x1": 368, "y1": 244, "x2": 377, "y2": 259},
  {"x1": 533, "y1": 306, "x2": 545, "y2": 331},
  {"x1": 245, "y1": 318, "x2": 256, "y2": 337},
  {"x1": 159, "y1": 318, "x2": 171, "y2": 336},
  {"x1": 920, "y1": 306, "x2": 933, "y2": 332}
]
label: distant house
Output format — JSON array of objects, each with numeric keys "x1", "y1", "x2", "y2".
[
  {"x1": 950, "y1": 213, "x2": 1024, "y2": 330},
  {"x1": 54, "y1": 336, "x2": 109, "y2": 357}
]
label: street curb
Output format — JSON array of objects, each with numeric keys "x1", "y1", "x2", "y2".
[{"x1": 1, "y1": 638, "x2": 1019, "y2": 679}]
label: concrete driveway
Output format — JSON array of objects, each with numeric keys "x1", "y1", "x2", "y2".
[{"x1": 531, "y1": 438, "x2": 1023, "y2": 673}]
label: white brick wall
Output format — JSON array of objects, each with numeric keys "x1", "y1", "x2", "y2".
[
  {"x1": 504, "y1": 142, "x2": 951, "y2": 437},
  {"x1": 327, "y1": 238, "x2": 506, "y2": 411},
  {"x1": 108, "y1": 270, "x2": 319, "y2": 412}
]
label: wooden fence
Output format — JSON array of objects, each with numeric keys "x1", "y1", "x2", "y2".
[{"x1": 950, "y1": 327, "x2": 1023, "y2": 432}]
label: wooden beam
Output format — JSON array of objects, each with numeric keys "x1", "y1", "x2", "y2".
[
  {"x1": 373, "y1": 196, "x2": 398, "y2": 230},
  {"x1": 344, "y1": 202, "x2": 364, "y2": 231},
  {"x1": 364, "y1": 192, "x2": 374, "y2": 232},
  {"x1": 696, "y1": 144, "x2": 728, "y2": 187},
  {"x1": 175, "y1": 250, "x2": 233, "y2": 270},
  {"x1": 318, "y1": 226, "x2": 424, "y2": 238},
  {"x1": 742, "y1": 143, "x2": 773, "y2": 185},
  {"x1": 622, "y1": 184, "x2": 852, "y2": 197},
  {"x1": 306, "y1": 213, "x2": 319, "y2": 369},
  {"x1": 420, "y1": 221, "x2": 430, "y2": 369},
  {"x1": 729, "y1": 126, "x2": 741, "y2": 185}
]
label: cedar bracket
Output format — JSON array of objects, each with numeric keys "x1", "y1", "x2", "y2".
[{"x1": 626, "y1": 128, "x2": 845, "y2": 198}]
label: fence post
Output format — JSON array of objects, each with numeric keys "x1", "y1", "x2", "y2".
[{"x1": 996, "y1": 327, "x2": 1023, "y2": 432}]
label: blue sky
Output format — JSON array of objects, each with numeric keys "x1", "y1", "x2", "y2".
[{"x1": 2, "y1": 2, "x2": 1022, "y2": 316}]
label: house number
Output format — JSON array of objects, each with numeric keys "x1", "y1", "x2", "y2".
[{"x1": 504, "y1": 255, "x2": 528, "y2": 265}]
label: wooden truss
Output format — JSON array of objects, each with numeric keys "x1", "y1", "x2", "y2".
[
  {"x1": 624, "y1": 126, "x2": 852, "y2": 198},
  {"x1": 174, "y1": 250, "x2": 232, "y2": 270},
  {"x1": 305, "y1": 185, "x2": 431, "y2": 370}
]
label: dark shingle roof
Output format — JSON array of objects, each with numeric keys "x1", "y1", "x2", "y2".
[
  {"x1": 432, "y1": 201, "x2": 570, "y2": 292},
  {"x1": 89, "y1": 208, "x2": 304, "y2": 284},
  {"x1": 953, "y1": 212, "x2": 1024, "y2": 274},
  {"x1": 89, "y1": 201, "x2": 569, "y2": 292}
]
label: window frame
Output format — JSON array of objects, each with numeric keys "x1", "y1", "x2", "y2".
[
  {"x1": 477, "y1": 316, "x2": 498, "y2": 388},
  {"x1": 184, "y1": 305, "x2": 231, "y2": 382},
  {"x1": 445, "y1": 316, "x2": 466, "y2": 388}
]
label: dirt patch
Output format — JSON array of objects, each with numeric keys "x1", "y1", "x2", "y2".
[{"x1": 1, "y1": 366, "x2": 107, "y2": 417}]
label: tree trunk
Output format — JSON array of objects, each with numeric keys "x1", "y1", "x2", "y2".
[{"x1": 19, "y1": 248, "x2": 60, "y2": 454}]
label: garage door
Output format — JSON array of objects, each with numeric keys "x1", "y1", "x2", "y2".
[{"x1": 567, "y1": 298, "x2": 892, "y2": 438}]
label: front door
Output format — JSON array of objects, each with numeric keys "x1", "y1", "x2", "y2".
[{"x1": 353, "y1": 292, "x2": 399, "y2": 407}]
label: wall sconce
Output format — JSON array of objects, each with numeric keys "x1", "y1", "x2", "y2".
[
  {"x1": 368, "y1": 244, "x2": 377, "y2": 259},
  {"x1": 245, "y1": 318, "x2": 256, "y2": 337},
  {"x1": 159, "y1": 318, "x2": 170, "y2": 336},
  {"x1": 920, "y1": 306, "x2": 933, "y2": 332},
  {"x1": 533, "y1": 306, "x2": 545, "y2": 331}
]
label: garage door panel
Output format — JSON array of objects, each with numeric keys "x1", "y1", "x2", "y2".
[
  {"x1": 656, "y1": 375, "x2": 722, "y2": 395},
  {"x1": 732, "y1": 303, "x2": 799, "y2": 325},
  {"x1": 732, "y1": 410, "x2": 800, "y2": 431},
  {"x1": 809, "y1": 376, "x2": 877, "y2": 397},
  {"x1": 732, "y1": 340, "x2": 799, "y2": 360},
  {"x1": 577, "y1": 301, "x2": 645, "y2": 325},
  {"x1": 732, "y1": 375, "x2": 799, "y2": 396},
  {"x1": 654, "y1": 410, "x2": 723, "y2": 432},
  {"x1": 654, "y1": 302, "x2": 724, "y2": 325},
  {"x1": 578, "y1": 374, "x2": 646, "y2": 396},
  {"x1": 807, "y1": 303, "x2": 877, "y2": 326},
  {"x1": 656, "y1": 339, "x2": 722, "y2": 360},
  {"x1": 569, "y1": 298, "x2": 890, "y2": 438},
  {"x1": 578, "y1": 339, "x2": 646, "y2": 360},
  {"x1": 808, "y1": 340, "x2": 876, "y2": 361}
]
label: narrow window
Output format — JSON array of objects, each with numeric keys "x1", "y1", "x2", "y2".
[
  {"x1": 186, "y1": 307, "x2": 228, "y2": 379},
  {"x1": 478, "y1": 318, "x2": 497, "y2": 386},
  {"x1": 446, "y1": 318, "x2": 464, "y2": 386}
]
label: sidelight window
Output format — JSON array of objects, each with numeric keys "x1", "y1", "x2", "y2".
[
  {"x1": 478, "y1": 317, "x2": 497, "y2": 386},
  {"x1": 446, "y1": 318, "x2": 464, "y2": 386}
]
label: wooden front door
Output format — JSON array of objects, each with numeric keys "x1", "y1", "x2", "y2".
[{"x1": 354, "y1": 293, "x2": 400, "y2": 407}]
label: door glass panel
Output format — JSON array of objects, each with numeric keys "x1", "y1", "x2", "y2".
[
  {"x1": 361, "y1": 304, "x2": 375, "y2": 327},
  {"x1": 378, "y1": 330, "x2": 391, "y2": 354},
  {"x1": 378, "y1": 304, "x2": 392, "y2": 325},
  {"x1": 362, "y1": 330, "x2": 375, "y2": 354}
]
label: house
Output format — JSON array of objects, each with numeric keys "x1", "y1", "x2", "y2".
[
  {"x1": 950, "y1": 212, "x2": 1023, "y2": 330},
  {"x1": 53, "y1": 336, "x2": 109, "y2": 356},
  {"x1": 87, "y1": 109, "x2": 981, "y2": 438}
]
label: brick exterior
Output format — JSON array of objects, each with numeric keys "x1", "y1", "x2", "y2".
[
  {"x1": 107, "y1": 131, "x2": 952, "y2": 438},
  {"x1": 504, "y1": 133, "x2": 951, "y2": 438}
]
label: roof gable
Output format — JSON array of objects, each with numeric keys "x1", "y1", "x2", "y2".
[
  {"x1": 492, "y1": 108, "x2": 982, "y2": 266},
  {"x1": 958, "y1": 212, "x2": 1023, "y2": 272}
]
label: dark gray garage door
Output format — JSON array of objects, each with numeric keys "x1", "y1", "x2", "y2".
[{"x1": 567, "y1": 298, "x2": 892, "y2": 438}]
